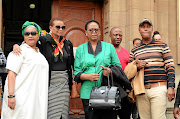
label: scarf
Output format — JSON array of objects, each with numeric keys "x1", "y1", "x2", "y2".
[{"x1": 51, "y1": 33, "x2": 65, "y2": 57}]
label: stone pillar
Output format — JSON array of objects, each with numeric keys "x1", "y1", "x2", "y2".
[
  {"x1": 103, "y1": 0, "x2": 110, "y2": 43},
  {"x1": 0, "y1": 0, "x2": 2, "y2": 48},
  {"x1": 156, "y1": 0, "x2": 169, "y2": 44},
  {"x1": 126, "y1": 0, "x2": 155, "y2": 51},
  {"x1": 103, "y1": 0, "x2": 155, "y2": 51},
  {"x1": 103, "y1": 0, "x2": 127, "y2": 45}
]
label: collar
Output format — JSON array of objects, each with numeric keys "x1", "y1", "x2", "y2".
[
  {"x1": 23, "y1": 43, "x2": 39, "y2": 52},
  {"x1": 140, "y1": 37, "x2": 155, "y2": 45},
  {"x1": 46, "y1": 34, "x2": 66, "y2": 45},
  {"x1": 88, "y1": 40, "x2": 102, "y2": 55}
]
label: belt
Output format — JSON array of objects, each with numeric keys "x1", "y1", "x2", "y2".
[{"x1": 144, "y1": 82, "x2": 166, "y2": 89}]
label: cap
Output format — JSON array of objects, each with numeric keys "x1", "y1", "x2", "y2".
[{"x1": 139, "y1": 18, "x2": 153, "y2": 26}]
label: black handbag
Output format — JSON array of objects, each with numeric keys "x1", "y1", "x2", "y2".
[{"x1": 89, "y1": 68, "x2": 121, "y2": 110}]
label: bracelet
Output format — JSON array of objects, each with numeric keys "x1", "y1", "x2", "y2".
[{"x1": 8, "y1": 95, "x2": 15, "y2": 98}]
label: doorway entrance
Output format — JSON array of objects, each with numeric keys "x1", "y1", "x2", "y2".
[
  {"x1": 52, "y1": 0, "x2": 103, "y2": 118},
  {"x1": 2, "y1": 0, "x2": 51, "y2": 56}
]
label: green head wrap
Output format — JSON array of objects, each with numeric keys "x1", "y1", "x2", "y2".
[{"x1": 22, "y1": 21, "x2": 42, "y2": 37}]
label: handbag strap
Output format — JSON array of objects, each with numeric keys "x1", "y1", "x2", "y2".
[
  {"x1": 105, "y1": 68, "x2": 110, "y2": 102},
  {"x1": 95, "y1": 69, "x2": 103, "y2": 87},
  {"x1": 108, "y1": 65, "x2": 114, "y2": 87},
  {"x1": 95, "y1": 66, "x2": 114, "y2": 87},
  {"x1": 107, "y1": 68, "x2": 110, "y2": 88}
]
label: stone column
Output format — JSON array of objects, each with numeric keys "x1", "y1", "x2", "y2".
[
  {"x1": 103, "y1": 0, "x2": 127, "y2": 45},
  {"x1": 156, "y1": 0, "x2": 169, "y2": 43},
  {"x1": 0, "y1": 0, "x2": 2, "y2": 48},
  {"x1": 126, "y1": 0, "x2": 155, "y2": 51},
  {"x1": 103, "y1": 0, "x2": 155, "y2": 52}
]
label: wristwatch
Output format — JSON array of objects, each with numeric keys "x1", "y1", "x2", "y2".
[{"x1": 8, "y1": 95, "x2": 15, "y2": 98}]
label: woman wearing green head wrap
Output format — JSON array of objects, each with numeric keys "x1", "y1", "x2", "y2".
[
  {"x1": 21, "y1": 21, "x2": 42, "y2": 37},
  {"x1": 13, "y1": 18, "x2": 74, "y2": 119},
  {"x1": 2, "y1": 21, "x2": 49, "y2": 119}
]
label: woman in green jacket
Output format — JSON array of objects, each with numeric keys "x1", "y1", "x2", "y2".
[{"x1": 74, "y1": 20, "x2": 121, "y2": 119}]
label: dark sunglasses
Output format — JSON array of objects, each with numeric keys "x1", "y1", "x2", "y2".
[
  {"x1": 55, "y1": 25, "x2": 66, "y2": 29},
  {"x1": 88, "y1": 28, "x2": 100, "y2": 33},
  {"x1": 24, "y1": 31, "x2": 38, "y2": 36}
]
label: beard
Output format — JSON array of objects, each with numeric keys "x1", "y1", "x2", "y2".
[{"x1": 114, "y1": 43, "x2": 120, "y2": 47}]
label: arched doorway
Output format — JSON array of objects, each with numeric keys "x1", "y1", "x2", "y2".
[{"x1": 52, "y1": 0, "x2": 103, "y2": 118}]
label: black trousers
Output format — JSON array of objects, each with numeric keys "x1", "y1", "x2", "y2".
[
  {"x1": 131, "y1": 102, "x2": 140, "y2": 119},
  {"x1": 82, "y1": 99, "x2": 117, "y2": 119},
  {"x1": 117, "y1": 97, "x2": 133, "y2": 119}
]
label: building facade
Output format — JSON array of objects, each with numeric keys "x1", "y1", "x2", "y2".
[{"x1": 1, "y1": 0, "x2": 180, "y2": 118}]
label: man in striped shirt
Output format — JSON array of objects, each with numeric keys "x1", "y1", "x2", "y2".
[{"x1": 129, "y1": 18, "x2": 175, "y2": 119}]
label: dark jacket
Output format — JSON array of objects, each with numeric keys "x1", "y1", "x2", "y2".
[
  {"x1": 37, "y1": 34, "x2": 74, "y2": 90},
  {"x1": 101, "y1": 65, "x2": 132, "y2": 102},
  {"x1": 175, "y1": 82, "x2": 180, "y2": 107}
]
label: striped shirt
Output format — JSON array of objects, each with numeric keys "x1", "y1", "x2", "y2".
[{"x1": 129, "y1": 38, "x2": 175, "y2": 88}]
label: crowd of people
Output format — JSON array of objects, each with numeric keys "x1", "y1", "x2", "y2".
[{"x1": 0, "y1": 17, "x2": 179, "y2": 119}]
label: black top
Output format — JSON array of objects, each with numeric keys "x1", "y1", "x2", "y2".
[
  {"x1": 52, "y1": 47, "x2": 68, "y2": 71},
  {"x1": 37, "y1": 34, "x2": 74, "y2": 90}
]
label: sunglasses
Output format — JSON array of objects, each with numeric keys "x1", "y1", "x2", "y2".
[
  {"x1": 55, "y1": 25, "x2": 66, "y2": 30},
  {"x1": 88, "y1": 28, "x2": 100, "y2": 33},
  {"x1": 24, "y1": 31, "x2": 38, "y2": 36}
]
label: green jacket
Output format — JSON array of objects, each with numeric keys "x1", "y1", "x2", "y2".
[{"x1": 74, "y1": 40, "x2": 121, "y2": 99}]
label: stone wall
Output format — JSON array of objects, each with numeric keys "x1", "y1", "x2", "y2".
[
  {"x1": 103, "y1": 0, "x2": 179, "y2": 118},
  {"x1": 0, "y1": 0, "x2": 2, "y2": 47}
]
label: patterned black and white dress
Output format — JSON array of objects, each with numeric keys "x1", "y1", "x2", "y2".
[{"x1": 48, "y1": 71, "x2": 70, "y2": 119}]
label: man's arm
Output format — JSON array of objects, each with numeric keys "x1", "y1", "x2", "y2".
[{"x1": 162, "y1": 44, "x2": 175, "y2": 101}]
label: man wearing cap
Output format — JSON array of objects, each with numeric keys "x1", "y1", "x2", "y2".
[{"x1": 129, "y1": 18, "x2": 175, "y2": 119}]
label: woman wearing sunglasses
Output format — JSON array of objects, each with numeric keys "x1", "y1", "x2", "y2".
[
  {"x1": 1, "y1": 21, "x2": 49, "y2": 119},
  {"x1": 13, "y1": 18, "x2": 74, "y2": 119},
  {"x1": 74, "y1": 20, "x2": 121, "y2": 119}
]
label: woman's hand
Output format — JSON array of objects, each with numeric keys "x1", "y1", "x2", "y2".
[
  {"x1": 80, "y1": 73, "x2": 99, "y2": 81},
  {"x1": 100, "y1": 65, "x2": 111, "y2": 76},
  {"x1": 8, "y1": 97, "x2": 16, "y2": 110},
  {"x1": 88, "y1": 73, "x2": 99, "y2": 81},
  {"x1": 13, "y1": 44, "x2": 22, "y2": 55}
]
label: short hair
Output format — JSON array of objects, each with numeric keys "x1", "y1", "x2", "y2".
[
  {"x1": 153, "y1": 31, "x2": 160, "y2": 35},
  {"x1": 153, "y1": 31, "x2": 160, "y2": 37},
  {"x1": 49, "y1": 18, "x2": 63, "y2": 26},
  {"x1": 85, "y1": 20, "x2": 100, "y2": 31},
  {"x1": 133, "y1": 38, "x2": 141, "y2": 45},
  {"x1": 110, "y1": 27, "x2": 122, "y2": 34}
]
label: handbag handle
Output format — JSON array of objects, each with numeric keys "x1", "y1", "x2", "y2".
[
  {"x1": 95, "y1": 66, "x2": 114, "y2": 88},
  {"x1": 106, "y1": 66, "x2": 114, "y2": 88}
]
